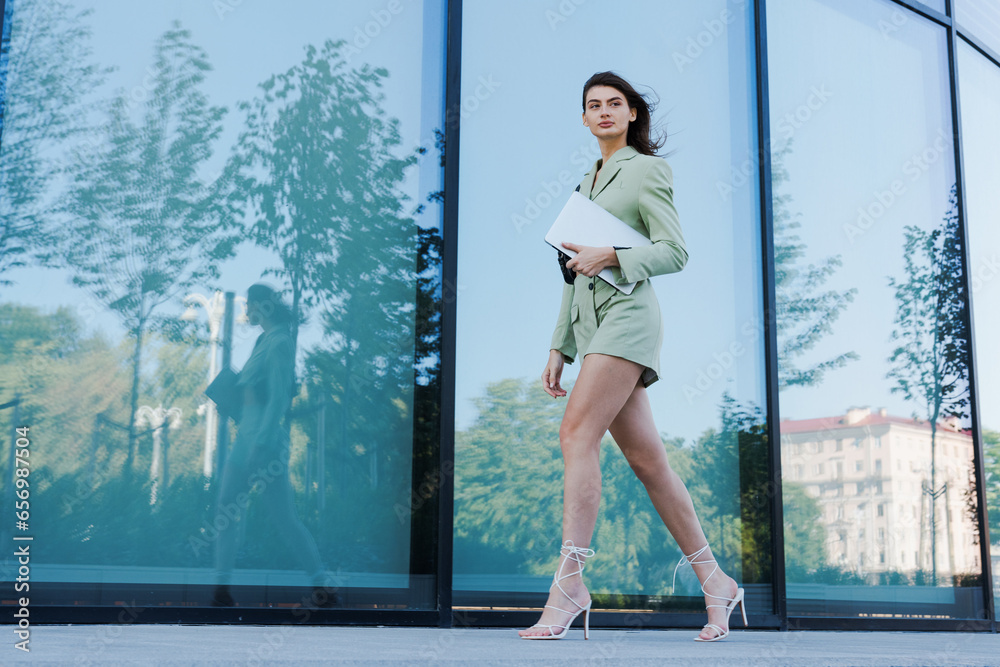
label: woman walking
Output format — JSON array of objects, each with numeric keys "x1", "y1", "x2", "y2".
[
  {"x1": 211, "y1": 283, "x2": 333, "y2": 607},
  {"x1": 518, "y1": 72, "x2": 746, "y2": 642}
]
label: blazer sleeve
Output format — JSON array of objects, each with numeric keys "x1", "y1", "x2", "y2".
[
  {"x1": 610, "y1": 159, "x2": 688, "y2": 284},
  {"x1": 549, "y1": 281, "x2": 577, "y2": 363},
  {"x1": 254, "y1": 332, "x2": 294, "y2": 450}
]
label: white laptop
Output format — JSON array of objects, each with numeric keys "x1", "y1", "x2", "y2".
[{"x1": 544, "y1": 191, "x2": 652, "y2": 295}]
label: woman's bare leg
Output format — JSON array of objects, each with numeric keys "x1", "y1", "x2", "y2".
[
  {"x1": 260, "y1": 471, "x2": 326, "y2": 583},
  {"x1": 519, "y1": 353, "x2": 643, "y2": 638},
  {"x1": 213, "y1": 455, "x2": 250, "y2": 586},
  {"x1": 607, "y1": 381, "x2": 739, "y2": 640}
]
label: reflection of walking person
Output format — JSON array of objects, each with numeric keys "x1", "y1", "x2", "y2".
[
  {"x1": 519, "y1": 72, "x2": 746, "y2": 642},
  {"x1": 211, "y1": 283, "x2": 335, "y2": 607}
]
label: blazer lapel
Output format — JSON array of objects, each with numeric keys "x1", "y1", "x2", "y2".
[
  {"x1": 590, "y1": 162, "x2": 621, "y2": 200},
  {"x1": 587, "y1": 145, "x2": 638, "y2": 200}
]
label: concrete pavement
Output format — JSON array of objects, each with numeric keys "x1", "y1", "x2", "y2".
[{"x1": 4, "y1": 625, "x2": 1000, "y2": 666}]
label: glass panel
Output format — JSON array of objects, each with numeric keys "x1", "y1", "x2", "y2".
[
  {"x1": 921, "y1": 0, "x2": 947, "y2": 16},
  {"x1": 955, "y1": 0, "x2": 1000, "y2": 58},
  {"x1": 957, "y1": 39, "x2": 1000, "y2": 620},
  {"x1": 455, "y1": 0, "x2": 771, "y2": 620},
  {"x1": 768, "y1": 0, "x2": 983, "y2": 618},
  {"x1": 0, "y1": 0, "x2": 445, "y2": 611}
]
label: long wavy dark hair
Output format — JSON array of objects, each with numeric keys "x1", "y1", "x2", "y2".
[{"x1": 581, "y1": 71, "x2": 666, "y2": 156}]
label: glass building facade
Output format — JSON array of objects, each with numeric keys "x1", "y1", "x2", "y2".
[{"x1": 0, "y1": 0, "x2": 996, "y2": 633}]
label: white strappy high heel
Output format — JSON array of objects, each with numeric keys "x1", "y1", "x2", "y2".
[
  {"x1": 521, "y1": 540, "x2": 595, "y2": 640},
  {"x1": 672, "y1": 543, "x2": 747, "y2": 642}
]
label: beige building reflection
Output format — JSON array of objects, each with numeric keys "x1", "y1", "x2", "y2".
[{"x1": 782, "y1": 407, "x2": 980, "y2": 581}]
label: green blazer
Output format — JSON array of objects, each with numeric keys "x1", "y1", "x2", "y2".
[{"x1": 550, "y1": 145, "x2": 688, "y2": 363}]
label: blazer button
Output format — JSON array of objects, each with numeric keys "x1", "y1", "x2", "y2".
[{"x1": 588, "y1": 282, "x2": 594, "y2": 290}]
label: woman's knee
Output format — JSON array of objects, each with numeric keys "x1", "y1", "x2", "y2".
[
  {"x1": 558, "y1": 421, "x2": 601, "y2": 459},
  {"x1": 624, "y1": 449, "x2": 671, "y2": 485}
]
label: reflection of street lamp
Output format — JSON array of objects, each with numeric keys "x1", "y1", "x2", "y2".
[
  {"x1": 182, "y1": 291, "x2": 246, "y2": 478},
  {"x1": 136, "y1": 404, "x2": 182, "y2": 505}
]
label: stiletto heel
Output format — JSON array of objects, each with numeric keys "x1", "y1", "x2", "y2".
[
  {"x1": 521, "y1": 540, "x2": 595, "y2": 640},
  {"x1": 672, "y1": 543, "x2": 747, "y2": 642}
]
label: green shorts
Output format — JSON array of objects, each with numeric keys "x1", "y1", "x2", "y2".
[{"x1": 570, "y1": 274, "x2": 663, "y2": 388}]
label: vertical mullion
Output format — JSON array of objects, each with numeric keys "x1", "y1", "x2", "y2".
[
  {"x1": 437, "y1": 0, "x2": 462, "y2": 630},
  {"x1": 754, "y1": 0, "x2": 787, "y2": 629},
  {"x1": 945, "y1": 12, "x2": 997, "y2": 629}
]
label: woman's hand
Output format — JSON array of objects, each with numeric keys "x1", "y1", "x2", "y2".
[
  {"x1": 542, "y1": 349, "x2": 568, "y2": 398},
  {"x1": 562, "y1": 242, "x2": 618, "y2": 277}
]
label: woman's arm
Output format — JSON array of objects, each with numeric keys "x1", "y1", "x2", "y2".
[
  {"x1": 610, "y1": 159, "x2": 688, "y2": 284},
  {"x1": 253, "y1": 333, "x2": 294, "y2": 454},
  {"x1": 549, "y1": 281, "x2": 577, "y2": 364}
]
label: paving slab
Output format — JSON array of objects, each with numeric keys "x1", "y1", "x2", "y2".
[{"x1": 4, "y1": 625, "x2": 1000, "y2": 666}]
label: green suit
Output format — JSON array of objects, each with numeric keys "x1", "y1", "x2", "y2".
[{"x1": 549, "y1": 145, "x2": 688, "y2": 386}]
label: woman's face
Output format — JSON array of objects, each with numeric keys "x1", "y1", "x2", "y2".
[
  {"x1": 582, "y1": 85, "x2": 636, "y2": 141},
  {"x1": 245, "y1": 298, "x2": 265, "y2": 328}
]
